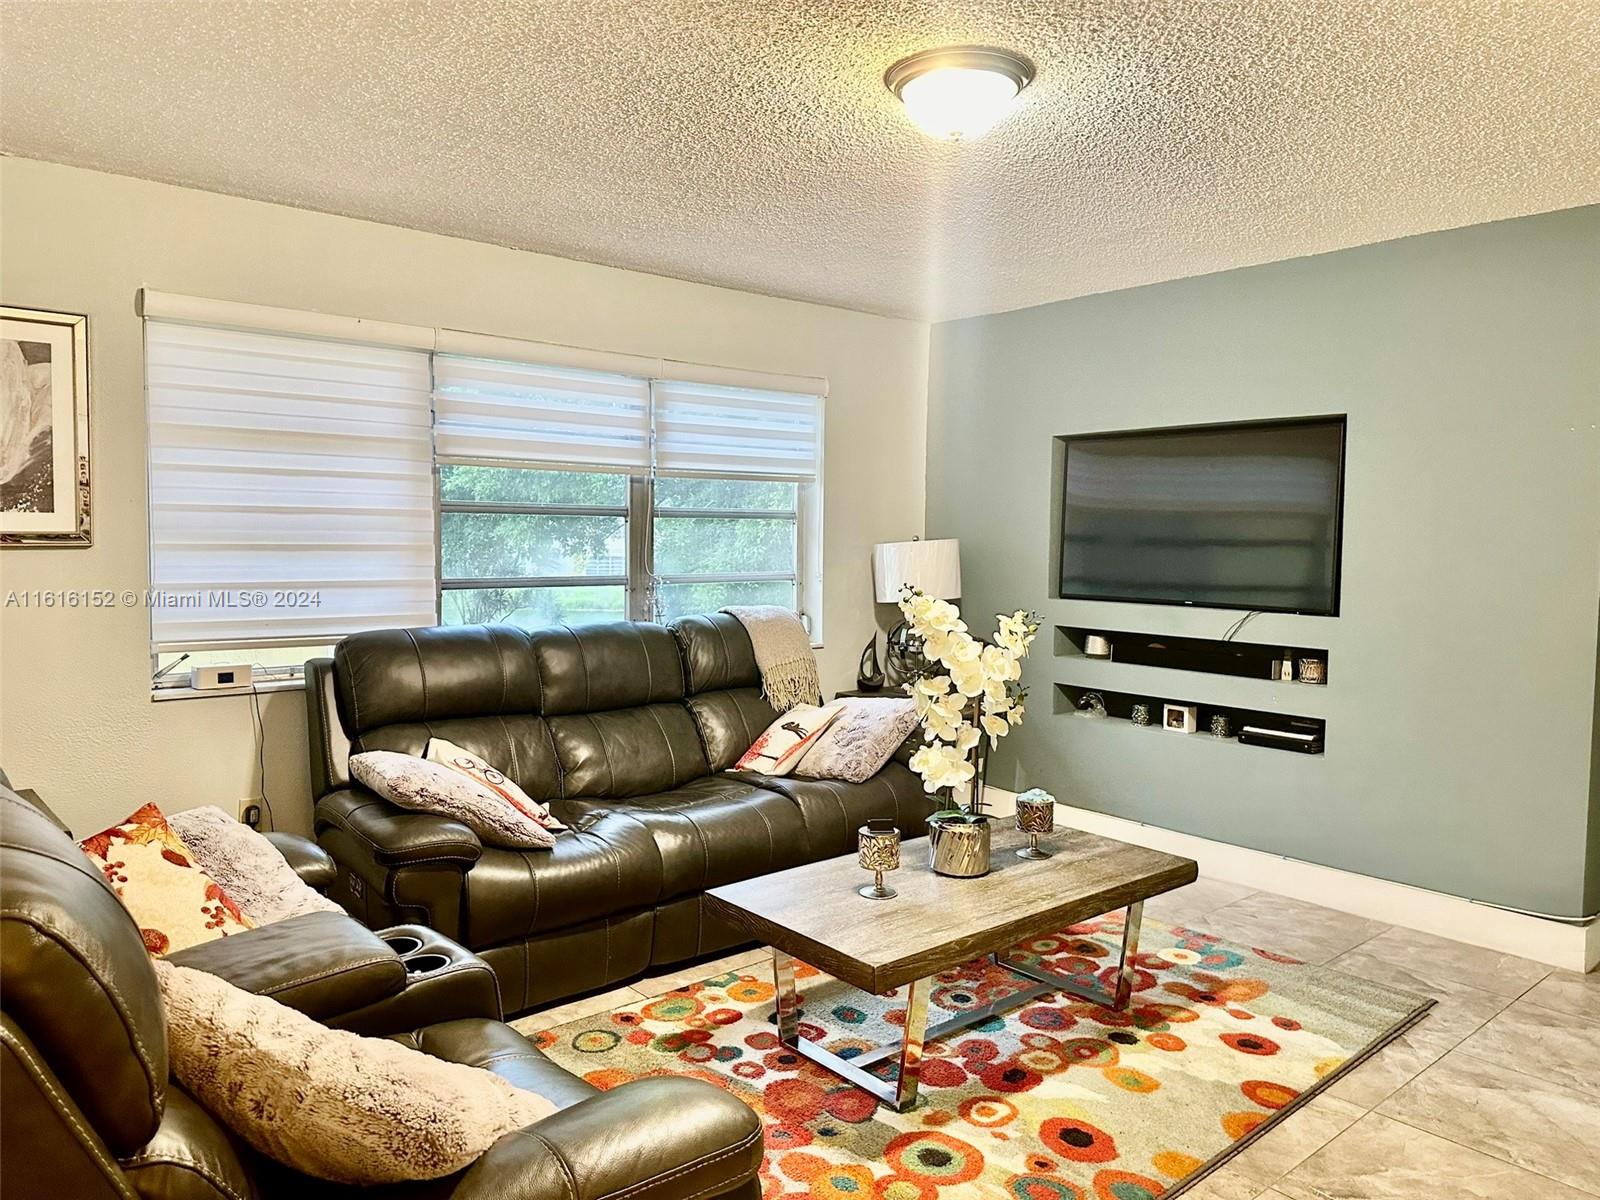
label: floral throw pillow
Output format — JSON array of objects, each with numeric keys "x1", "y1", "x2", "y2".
[
  {"x1": 79, "y1": 803, "x2": 254, "y2": 956},
  {"x1": 734, "y1": 703, "x2": 845, "y2": 777},
  {"x1": 349, "y1": 751, "x2": 557, "y2": 850},
  {"x1": 423, "y1": 738, "x2": 565, "y2": 831}
]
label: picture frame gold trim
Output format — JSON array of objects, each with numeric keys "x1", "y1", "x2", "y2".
[{"x1": 1, "y1": 305, "x2": 91, "y2": 546}]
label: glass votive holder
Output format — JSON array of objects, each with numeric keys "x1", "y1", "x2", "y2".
[
  {"x1": 1015, "y1": 789, "x2": 1056, "y2": 860},
  {"x1": 857, "y1": 825, "x2": 900, "y2": 899}
]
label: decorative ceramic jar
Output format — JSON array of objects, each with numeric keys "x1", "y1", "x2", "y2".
[
  {"x1": 1297, "y1": 658, "x2": 1326, "y2": 685},
  {"x1": 1209, "y1": 713, "x2": 1232, "y2": 739},
  {"x1": 1131, "y1": 702, "x2": 1153, "y2": 727}
]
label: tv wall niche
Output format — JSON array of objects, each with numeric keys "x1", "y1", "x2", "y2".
[{"x1": 1056, "y1": 416, "x2": 1347, "y2": 616}]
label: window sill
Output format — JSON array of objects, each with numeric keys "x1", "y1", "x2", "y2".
[{"x1": 151, "y1": 677, "x2": 306, "y2": 703}]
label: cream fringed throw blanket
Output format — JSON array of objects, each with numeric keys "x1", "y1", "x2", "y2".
[{"x1": 723, "y1": 605, "x2": 822, "y2": 711}]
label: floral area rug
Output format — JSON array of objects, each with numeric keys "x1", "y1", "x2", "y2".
[{"x1": 533, "y1": 914, "x2": 1431, "y2": 1200}]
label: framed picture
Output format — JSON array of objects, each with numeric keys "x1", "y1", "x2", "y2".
[
  {"x1": 2, "y1": 306, "x2": 90, "y2": 545},
  {"x1": 1162, "y1": 702, "x2": 1198, "y2": 734}
]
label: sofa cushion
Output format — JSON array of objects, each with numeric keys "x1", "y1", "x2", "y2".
[
  {"x1": 548, "y1": 704, "x2": 709, "y2": 798},
  {"x1": 734, "y1": 761, "x2": 935, "y2": 859},
  {"x1": 335, "y1": 624, "x2": 540, "y2": 736},
  {"x1": 531, "y1": 622, "x2": 685, "y2": 715},
  {"x1": 670, "y1": 612, "x2": 764, "y2": 693},
  {"x1": 684, "y1": 687, "x2": 780, "y2": 772},
  {"x1": 463, "y1": 804, "x2": 663, "y2": 947},
  {"x1": 565, "y1": 776, "x2": 808, "y2": 901}
]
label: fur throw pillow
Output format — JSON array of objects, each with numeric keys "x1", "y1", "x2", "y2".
[
  {"x1": 169, "y1": 806, "x2": 345, "y2": 925},
  {"x1": 424, "y1": 738, "x2": 564, "y2": 831},
  {"x1": 794, "y1": 697, "x2": 920, "y2": 783},
  {"x1": 155, "y1": 960, "x2": 555, "y2": 1183},
  {"x1": 350, "y1": 751, "x2": 556, "y2": 850}
]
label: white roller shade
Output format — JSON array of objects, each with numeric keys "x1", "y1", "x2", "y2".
[
  {"x1": 145, "y1": 322, "x2": 437, "y2": 651},
  {"x1": 434, "y1": 355, "x2": 651, "y2": 470},
  {"x1": 652, "y1": 380, "x2": 822, "y2": 479}
]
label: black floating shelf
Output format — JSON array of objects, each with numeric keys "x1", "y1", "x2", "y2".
[
  {"x1": 1055, "y1": 683, "x2": 1326, "y2": 755},
  {"x1": 1057, "y1": 625, "x2": 1329, "y2": 685}
]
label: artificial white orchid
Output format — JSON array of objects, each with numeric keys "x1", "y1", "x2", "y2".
[{"x1": 897, "y1": 587, "x2": 1040, "y2": 802}]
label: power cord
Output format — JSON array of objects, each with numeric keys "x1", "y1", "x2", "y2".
[
  {"x1": 1220, "y1": 610, "x2": 1262, "y2": 643},
  {"x1": 248, "y1": 668, "x2": 275, "y2": 831}
]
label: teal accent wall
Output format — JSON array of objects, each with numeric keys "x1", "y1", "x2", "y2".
[{"x1": 927, "y1": 207, "x2": 1600, "y2": 916}]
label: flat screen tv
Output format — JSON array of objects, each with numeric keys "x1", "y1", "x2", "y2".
[{"x1": 1058, "y1": 417, "x2": 1345, "y2": 615}]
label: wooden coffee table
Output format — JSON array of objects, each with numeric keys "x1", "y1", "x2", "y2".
[{"x1": 706, "y1": 823, "x2": 1197, "y2": 1111}]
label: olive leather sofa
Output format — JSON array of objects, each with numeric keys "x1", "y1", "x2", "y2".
[
  {"x1": 307, "y1": 614, "x2": 935, "y2": 1014},
  {"x1": 0, "y1": 783, "x2": 763, "y2": 1200}
]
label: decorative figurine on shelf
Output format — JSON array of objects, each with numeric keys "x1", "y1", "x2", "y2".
[
  {"x1": 1131, "y1": 702, "x2": 1153, "y2": 727},
  {"x1": 857, "y1": 820, "x2": 901, "y2": 899},
  {"x1": 1076, "y1": 691, "x2": 1109, "y2": 719},
  {"x1": 856, "y1": 635, "x2": 886, "y2": 691},
  {"x1": 1014, "y1": 788, "x2": 1056, "y2": 859},
  {"x1": 1209, "y1": 713, "x2": 1232, "y2": 739}
]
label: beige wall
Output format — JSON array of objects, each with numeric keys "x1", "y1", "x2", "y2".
[{"x1": 0, "y1": 157, "x2": 929, "y2": 836}]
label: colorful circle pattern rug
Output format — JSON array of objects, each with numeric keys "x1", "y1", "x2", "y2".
[{"x1": 534, "y1": 915, "x2": 1430, "y2": 1199}]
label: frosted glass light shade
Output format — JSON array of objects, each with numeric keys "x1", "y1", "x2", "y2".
[
  {"x1": 885, "y1": 47, "x2": 1035, "y2": 142},
  {"x1": 897, "y1": 67, "x2": 1021, "y2": 140},
  {"x1": 873, "y1": 539, "x2": 962, "y2": 603}
]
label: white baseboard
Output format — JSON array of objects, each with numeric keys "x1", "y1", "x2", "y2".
[{"x1": 983, "y1": 787, "x2": 1597, "y2": 973}]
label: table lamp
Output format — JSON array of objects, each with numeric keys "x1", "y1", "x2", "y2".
[{"x1": 872, "y1": 538, "x2": 961, "y2": 685}]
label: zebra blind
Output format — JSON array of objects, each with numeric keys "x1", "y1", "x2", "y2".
[{"x1": 144, "y1": 321, "x2": 436, "y2": 651}]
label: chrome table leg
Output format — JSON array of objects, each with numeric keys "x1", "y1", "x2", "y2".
[
  {"x1": 1001, "y1": 900, "x2": 1145, "y2": 1011},
  {"x1": 771, "y1": 950, "x2": 933, "y2": 1112},
  {"x1": 768, "y1": 901, "x2": 1146, "y2": 1112}
]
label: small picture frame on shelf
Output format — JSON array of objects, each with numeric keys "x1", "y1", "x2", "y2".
[{"x1": 1162, "y1": 703, "x2": 1198, "y2": 734}]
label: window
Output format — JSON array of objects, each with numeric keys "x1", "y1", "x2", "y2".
[
  {"x1": 145, "y1": 321, "x2": 435, "y2": 682},
  {"x1": 434, "y1": 357, "x2": 823, "y2": 636},
  {"x1": 142, "y1": 306, "x2": 825, "y2": 685},
  {"x1": 437, "y1": 465, "x2": 631, "y2": 629}
]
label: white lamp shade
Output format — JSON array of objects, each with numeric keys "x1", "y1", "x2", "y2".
[{"x1": 872, "y1": 538, "x2": 962, "y2": 603}]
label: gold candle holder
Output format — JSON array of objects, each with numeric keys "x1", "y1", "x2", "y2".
[
  {"x1": 1014, "y1": 789, "x2": 1056, "y2": 860},
  {"x1": 857, "y1": 825, "x2": 901, "y2": 899}
]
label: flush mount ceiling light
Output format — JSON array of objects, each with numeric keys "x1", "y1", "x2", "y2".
[{"x1": 885, "y1": 46, "x2": 1035, "y2": 141}]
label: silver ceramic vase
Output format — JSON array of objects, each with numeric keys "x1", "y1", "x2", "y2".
[{"x1": 928, "y1": 815, "x2": 992, "y2": 877}]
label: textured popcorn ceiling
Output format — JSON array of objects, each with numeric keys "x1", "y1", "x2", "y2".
[{"x1": 2, "y1": 1, "x2": 1596, "y2": 320}]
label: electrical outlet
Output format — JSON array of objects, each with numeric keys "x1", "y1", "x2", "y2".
[{"x1": 241, "y1": 804, "x2": 262, "y2": 829}]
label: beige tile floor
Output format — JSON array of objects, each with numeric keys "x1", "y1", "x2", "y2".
[{"x1": 513, "y1": 876, "x2": 1600, "y2": 1199}]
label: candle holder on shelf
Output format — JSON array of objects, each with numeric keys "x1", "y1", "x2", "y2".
[
  {"x1": 857, "y1": 823, "x2": 901, "y2": 899},
  {"x1": 1014, "y1": 788, "x2": 1056, "y2": 860}
]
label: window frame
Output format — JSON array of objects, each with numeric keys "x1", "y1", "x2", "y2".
[
  {"x1": 435, "y1": 464, "x2": 822, "y2": 638},
  {"x1": 435, "y1": 457, "x2": 638, "y2": 624}
]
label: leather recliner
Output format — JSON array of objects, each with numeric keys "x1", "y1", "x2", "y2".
[
  {"x1": 0, "y1": 784, "x2": 763, "y2": 1200},
  {"x1": 307, "y1": 613, "x2": 935, "y2": 1014}
]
